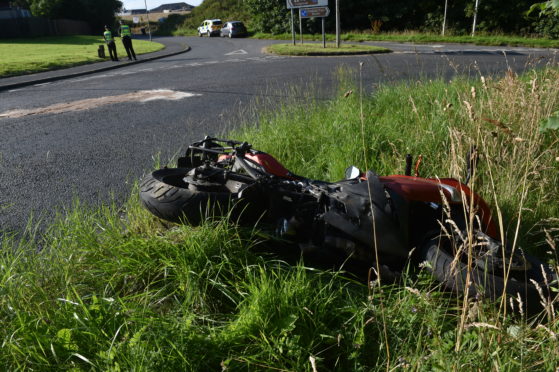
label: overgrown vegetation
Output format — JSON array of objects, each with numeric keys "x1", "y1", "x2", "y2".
[
  {"x1": 0, "y1": 35, "x2": 163, "y2": 78},
  {"x1": 11, "y1": 0, "x2": 122, "y2": 32},
  {"x1": 158, "y1": 0, "x2": 559, "y2": 38},
  {"x1": 167, "y1": 0, "x2": 249, "y2": 34},
  {"x1": 254, "y1": 31, "x2": 559, "y2": 48},
  {"x1": 1, "y1": 64, "x2": 558, "y2": 370}
]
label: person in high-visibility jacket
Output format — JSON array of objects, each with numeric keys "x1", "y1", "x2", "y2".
[
  {"x1": 103, "y1": 25, "x2": 119, "y2": 61},
  {"x1": 119, "y1": 21, "x2": 137, "y2": 61}
]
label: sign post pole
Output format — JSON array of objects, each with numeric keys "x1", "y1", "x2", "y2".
[
  {"x1": 143, "y1": 0, "x2": 152, "y2": 41},
  {"x1": 442, "y1": 0, "x2": 448, "y2": 36},
  {"x1": 335, "y1": 0, "x2": 340, "y2": 48},
  {"x1": 322, "y1": 17, "x2": 325, "y2": 48},
  {"x1": 471, "y1": 0, "x2": 480, "y2": 37},
  {"x1": 299, "y1": 9, "x2": 303, "y2": 44},
  {"x1": 291, "y1": 8, "x2": 296, "y2": 45}
]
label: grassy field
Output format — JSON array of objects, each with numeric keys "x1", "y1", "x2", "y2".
[
  {"x1": 1, "y1": 62, "x2": 558, "y2": 369},
  {"x1": 0, "y1": 35, "x2": 164, "y2": 78},
  {"x1": 266, "y1": 43, "x2": 391, "y2": 56}
]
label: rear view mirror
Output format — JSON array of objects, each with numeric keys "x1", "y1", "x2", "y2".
[{"x1": 345, "y1": 166, "x2": 361, "y2": 180}]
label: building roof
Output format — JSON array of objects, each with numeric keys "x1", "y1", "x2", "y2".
[{"x1": 150, "y1": 2, "x2": 194, "y2": 13}]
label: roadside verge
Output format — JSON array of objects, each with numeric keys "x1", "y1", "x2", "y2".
[
  {"x1": 0, "y1": 38, "x2": 190, "y2": 92},
  {"x1": 265, "y1": 43, "x2": 391, "y2": 56}
]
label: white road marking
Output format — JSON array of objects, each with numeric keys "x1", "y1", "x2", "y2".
[
  {"x1": 34, "y1": 82, "x2": 52, "y2": 87},
  {"x1": 246, "y1": 57, "x2": 268, "y2": 62},
  {"x1": 71, "y1": 74, "x2": 111, "y2": 82},
  {"x1": 0, "y1": 89, "x2": 201, "y2": 119},
  {"x1": 225, "y1": 49, "x2": 248, "y2": 55}
]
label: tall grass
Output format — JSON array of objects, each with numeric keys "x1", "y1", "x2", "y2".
[
  {"x1": 235, "y1": 64, "x2": 559, "y2": 248},
  {"x1": 1, "y1": 63, "x2": 558, "y2": 370}
]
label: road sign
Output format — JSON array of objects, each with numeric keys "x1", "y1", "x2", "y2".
[
  {"x1": 300, "y1": 6, "x2": 330, "y2": 18},
  {"x1": 286, "y1": 0, "x2": 328, "y2": 9},
  {"x1": 132, "y1": 16, "x2": 140, "y2": 24}
]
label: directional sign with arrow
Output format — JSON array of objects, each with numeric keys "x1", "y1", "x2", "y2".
[
  {"x1": 300, "y1": 6, "x2": 330, "y2": 18},
  {"x1": 286, "y1": 0, "x2": 328, "y2": 9}
]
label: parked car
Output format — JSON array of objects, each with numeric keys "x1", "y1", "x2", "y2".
[
  {"x1": 197, "y1": 19, "x2": 222, "y2": 37},
  {"x1": 220, "y1": 21, "x2": 248, "y2": 38}
]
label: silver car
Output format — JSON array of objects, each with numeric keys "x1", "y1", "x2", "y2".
[{"x1": 220, "y1": 21, "x2": 248, "y2": 38}]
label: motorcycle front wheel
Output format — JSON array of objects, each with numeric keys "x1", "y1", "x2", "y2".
[
  {"x1": 139, "y1": 168, "x2": 232, "y2": 225},
  {"x1": 421, "y1": 231, "x2": 556, "y2": 314}
]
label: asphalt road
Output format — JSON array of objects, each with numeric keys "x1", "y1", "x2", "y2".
[{"x1": 0, "y1": 36, "x2": 556, "y2": 233}]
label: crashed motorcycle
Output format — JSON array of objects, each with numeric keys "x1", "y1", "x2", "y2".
[{"x1": 140, "y1": 137, "x2": 555, "y2": 309}]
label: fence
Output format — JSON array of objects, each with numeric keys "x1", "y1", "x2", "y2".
[{"x1": 0, "y1": 17, "x2": 91, "y2": 38}]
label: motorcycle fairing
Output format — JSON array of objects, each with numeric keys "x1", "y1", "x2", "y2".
[
  {"x1": 245, "y1": 153, "x2": 294, "y2": 179},
  {"x1": 322, "y1": 172, "x2": 409, "y2": 260},
  {"x1": 380, "y1": 175, "x2": 498, "y2": 238}
]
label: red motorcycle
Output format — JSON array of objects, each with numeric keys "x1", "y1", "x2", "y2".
[{"x1": 140, "y1": 137, "x2": 555, "y2": 311}]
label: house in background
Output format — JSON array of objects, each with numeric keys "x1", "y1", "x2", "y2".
[
  {"x1": 150, "y1": 3, "x2": 195, "y2": 13},
  {"x1": 119, "y1": 8, "x2": 151, "y2": 16},
  {"x1": 118, "y1": 3, "x2": 194, "y2": 17}
]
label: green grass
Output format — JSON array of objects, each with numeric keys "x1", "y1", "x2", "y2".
[
  {"x1": 265, "y1": 42, "x2": 391, "y2": 56},
  {"x1": 1, "y1": 64, "x2": 559, "y2": 370},
  {"x1": 0, "y1": 35, "x2": 164, "y2": 78},
  {"x1": 170, "y1": 27, "x2": 559, "y2": 48},
  {"x1": 252, "y1": 31, "x2": 559, "y2": 48}
]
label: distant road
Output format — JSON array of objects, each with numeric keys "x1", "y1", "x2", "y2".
[{"x1": 0, "y1": 36, "x2": 556, "y2": 233}]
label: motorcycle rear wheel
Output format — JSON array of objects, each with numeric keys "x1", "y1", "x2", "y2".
[
  {"x1": 139, "y1": 168, "x2": 232, "y2": 224},
  {"x1": 421, "y1": 231, "x2": 555, "y2": 313}
]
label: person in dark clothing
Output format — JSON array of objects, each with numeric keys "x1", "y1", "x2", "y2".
[
  {"x1": 103, "y1": 25, "x2": 119, "y2": 61},
  {"x1": 119, "y1": 20, "x2": 137, "y2": 61}
]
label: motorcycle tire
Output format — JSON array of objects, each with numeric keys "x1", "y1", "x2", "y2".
[
  {"x1": 139, "y1": 168, "x2": 232, "y2": 225},
  {"x1": 421, "y1": 232, "x2": 555, "y2": 314}
]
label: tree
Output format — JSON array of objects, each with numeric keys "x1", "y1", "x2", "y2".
[
  {"x1": 27, "y1": 0, "x2": 122, "y2": 32},
  {"x1": 244, "y1": 0, "x2": 290, "y2": 34},
  {"x1": 528, "y1": 0, "x2": 559, "y2": 15}
]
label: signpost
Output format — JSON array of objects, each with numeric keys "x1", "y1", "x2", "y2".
[
  {"x1": 299, "y1": 6, "x2": 330, "y2": 17},
  {"x1": 286, "y1": 0, "x2": 328, "y2": 9},
  {"x1": 286, "y1": 0, "x2": 330, "y2": 48},
  {"x1": 299, "y1": 6, "x2": 330, "y2": 48}
]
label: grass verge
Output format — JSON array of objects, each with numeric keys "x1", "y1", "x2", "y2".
[
  {"x1": 252, "y1": 31, "x2": 559, "y2": 48},
  {"x1": 169, "y1": 28, "x2": 559, "y2": 48},
  {"x1": 265, "y1": 42, "x2": 391, "y2": 56},
  {"x1": 1, "y1": 63, "x2": 558, "y2": 370},
  {"x1": 0, "y1": 35, "x2": 164, "y2": 78}
]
